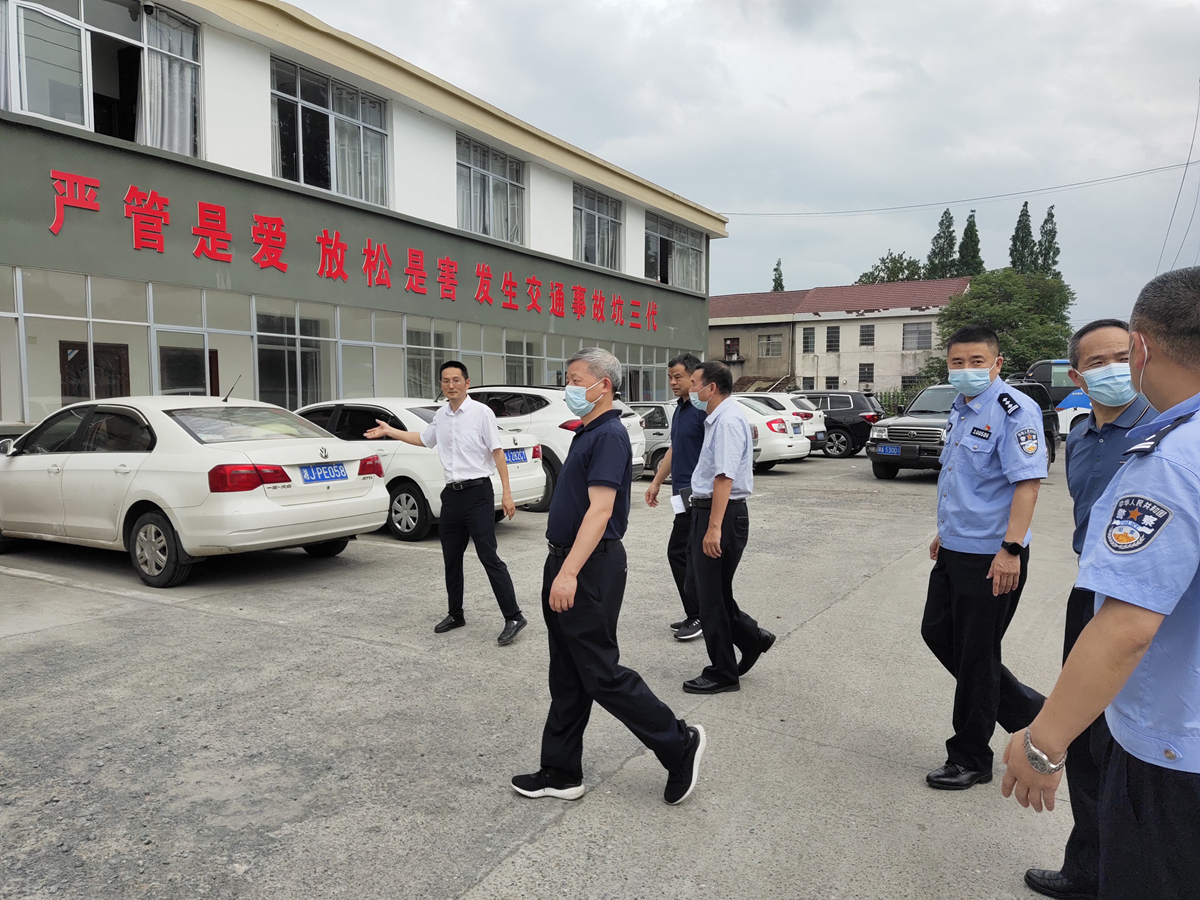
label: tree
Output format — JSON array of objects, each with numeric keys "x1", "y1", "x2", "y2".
[
  {"x1": 1008, "y1": 201, "x2": 1038, "y2": 273},
  {"x1": 856, "y1": 250, "x2": 923, "y2": 284},
  {"x1": 957, "y1": 210, "x2": 985, "y2": 275},
  {"x1": 925, "y1": 208, "x2": 958, "y2": 279},
  {"x1": 920, "y1": 269, "x2": 1074, "y2": 382},
  {"x1": 1036, "y1": 205, "x2": 1061, "y2": 279},
  {"x1": 771, "y1": 258, "x2": 785, "y2": 291}
]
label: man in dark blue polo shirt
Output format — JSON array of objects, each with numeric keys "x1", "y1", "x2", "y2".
[
  {"x1": 512, "y1": 347, "x2": 706, "y2": 806},
  {"x1": 1023, "y1": 319, "x2": 1155, "y2": 900},
  {"x1": 645, "y1": 353, "x2": 706, "y2": 640}
]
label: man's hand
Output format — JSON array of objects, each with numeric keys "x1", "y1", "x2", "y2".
[
  {"x1": 988, "y1": 549, "x2": 1021, "y2": 596},
  {"x1": 502, "y1": 491, "x2": 516, "y2": 520},
  {"x1": 1001, "y1": 730, "x2": 1064, "y2": 812},
  {"x1": 929, "y1": 535, "x2": 940, "y2": 560},
  {"x1": 703, "y1": 523, "x2": 722, "y2": 558},
  {"x1": 549, "y1": 570, "x2": 577, "y2": 613},
  {"x1": 364, "y1": 419, "x2": 393, "y2": 440},
  {"x1": 645, "y1": 482, "x2": 660, "y2": 507}
]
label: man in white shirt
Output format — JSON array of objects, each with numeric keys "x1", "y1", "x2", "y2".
[{"x1": 365, "y1": 361, "x2": 526, "y2": 645}]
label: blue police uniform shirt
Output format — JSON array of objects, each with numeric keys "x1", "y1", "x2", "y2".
[
  {"x1": 690, "y1": 397, "x2": 754, "y2": 501},
  {"x1": 546, "y1": 408, "x2": 631, "y2": 545},
  {"x1": 936, "y1": 376, "x2": 1048, "y2": 554},
  {"x1": 1076, "y1": 391, "x2": 1200, "y2": 773},
  {"x1": 1065, "y1": 396, "x2": 1155, "y2": 554},
  {"x1": 669, "y1": 395, "x2": 707, "y2": 496}
]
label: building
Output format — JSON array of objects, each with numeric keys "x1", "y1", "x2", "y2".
[
  {"x1": 708, "y1": 278, "x2": 971, "y2": 392},
  {"x1": 0, "y1": 0, "x2": 726, "y2": 430}
]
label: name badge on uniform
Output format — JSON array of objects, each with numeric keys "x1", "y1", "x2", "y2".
[
  {"x1": 970, "y1": 426, "x2": 991, "y2": 440},
  {"x1": 1105, "y1": 495, "x2": 1173, "y2": 553},
  {"x1": 1016, "y1": 427, "x2": 1039, "y2": 456}
]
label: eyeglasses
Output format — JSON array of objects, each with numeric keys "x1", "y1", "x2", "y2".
[{"x1": 440, "y1": 378, "x2": 466, "y2": 386}]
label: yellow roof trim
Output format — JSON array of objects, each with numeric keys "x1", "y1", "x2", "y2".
[{"x1": 185, "y1": 0, "x2": 728, "y2": 237}]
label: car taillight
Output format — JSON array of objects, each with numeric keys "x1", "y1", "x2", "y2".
[
  {"x1": 208, "y1": 464, "x2": 264, "y2": 492},
  {"x1": 256, "y1": 464, "x2": 291, "y2": 484},
  {"x1": 751, "y1": 425, "x2": 759, "y2": 440},
  {"x1": 767, "y1": 418, "x2": 789, "y2": 434},
  {"x1": 532, "y1": 444, "x2": 542, "y2": 459},
  {"x1": 639, "y1": 417, "x2": 646, "y2": 428},
  {"x1": 861, "y1": 413, "x2": 880, "y2": 424},
  {"x1": 795, "y1": 411, "x2": 814, "y2": 420},
  {"x1": 559, "y1": 419, "x2": 583, "y2": 432},
  {"x1": 357, "y1": 455, "x2": 384, "y2": 478}
]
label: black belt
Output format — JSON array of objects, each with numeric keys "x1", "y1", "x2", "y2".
[
  {"x1": 547, "y1": 540, "x2": 618, "y2": 557},
  {"x1": 445, "y1": 477, "x2": 489, "y2": 491},
  {"x1": 690, "y1": 497, "x2": 747, "y2": 509}
]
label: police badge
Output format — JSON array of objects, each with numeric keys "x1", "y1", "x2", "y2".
[
  {"x1": 1016, "y1": 427, "x2": 1039, "y2": 456},
  {"x1": 1105, "y1": 496, "x2": 1173, "y2": 553}
]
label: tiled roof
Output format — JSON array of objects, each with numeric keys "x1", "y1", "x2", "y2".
[{"x1": 709, "y1": 277, "x2": 971, "y2": 320}]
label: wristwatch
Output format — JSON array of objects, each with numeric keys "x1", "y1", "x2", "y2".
[
  {"x1": 1024, "y1": 729, "x2": 1067, "y2": 775},
  {"x1": 1001, "y1": 540, "x2": 1023, "y2": 556}
]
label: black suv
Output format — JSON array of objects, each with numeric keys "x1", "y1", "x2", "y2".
[{"x1": 789, "y1": 390, "x2": 884, "y2": 458}]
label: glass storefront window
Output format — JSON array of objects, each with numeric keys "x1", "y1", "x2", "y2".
[
  {"x1": 208, "y1": 332, "x2": 255, "y2": 400},
  {"x1": 483, "y1": 325, "x2": 502, "y2": 354},
  {"x1": 0, "y1": 317, "x2": 22, "y2": 421},
  {"x1": 256, "y1": 296, "x2": 296, "y2": 334},
  {"x1": 407, "y1": 347, "x2": 433, "y2": 398},
  {"x1": 406, "y1": 315, "x2": 432, "y2": 347},
  {"x1": 152, "y1": 284, "x2": 202, "y2": 328},
  {"x1": 301, "y1": 338, "x2": 335, "y2": 406},
  {"x1": 157, "y1": 331, "x2": 207, "y2": 396},
  {"x1": 25, "y1": 316, "x2": 89, "y2": 420},
  {"x1": 482, "y1": 353, "x2": 503, "y2": 386},
  {"x1": 460, "y1": 322, "x2": 481, "y2": 352},
  {"x1": 433, "y1": 320, "x2": 457, "y2": 351},
  {"x1": 92, "y1": 322, "x2": 149, "y2": 398},
  {"x1": 299, "y1": 301, "x2": 335, "y2": 338},
  {"x1": 206, "y1": 292, "x2": 251, "y2": 332},
  {"x1": 375, "y1": 310, "x2": 403, "y2": 345},
  {"x1": 460, "y1": 354, "x2": 483, "y2": 385},
  {"x1": 375, "y1": 346, "x2": 404, "y2": 396},
  {"x1": 91, "y1": 277, "x2": 146, "y2": 322},
  {"x1": 0, "y1": 266, "x2": 14, "y2": 314},
  {"x1": 340, "y1": 305, "x2": 371, "y2": 342},
  {"x1": 342, "y1": 345, "x2": 374, "y2": 398},
  {"x1": 257, "y1": 333, "x2": 297, "y2": 409},
  {"x1": 23, "y1": 269, "x2": 85, "y2": 318}
]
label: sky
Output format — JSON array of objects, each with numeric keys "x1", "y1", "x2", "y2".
[{"x1": 289, "y1": 0, "x2": 1200, "y2": 326}]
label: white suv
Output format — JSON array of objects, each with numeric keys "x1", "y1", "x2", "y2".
[{"x1": 467, "y1": 386, "x2": 646, "y2": 511}]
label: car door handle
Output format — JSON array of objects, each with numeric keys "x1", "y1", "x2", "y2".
[
  {"x1": 47, "y1": 464, "x2": 61, "y2": 475},
  {"x1": 114, "y1": 464, "x2": 131, "y2": 475}
]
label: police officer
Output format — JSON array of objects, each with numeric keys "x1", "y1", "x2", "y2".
[
  {"x1": 682, "y1": 360, "x2": 775, "y2": 694},
  {"x1": 365, "y1": 360, "x2": 527, "y2": 645},
  {"x1": 921, "y1": 325, "x2": 1047, "y2": 790},
  {"x1": 1003, "y1": 268, "x2": 1200, "y2": 899},
  {"x1": 512, "y1": 347, "x2": 706, "y2": 805},
  {"x1": 1023, "y1": 319, "x2": 1155, "y2": 900},
  {"x1": 644, "y1": 353, "x2": 706, "y2": 641}
]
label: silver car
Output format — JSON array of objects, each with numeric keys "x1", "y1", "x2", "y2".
[{"x1": 629, "y1": 402, "x2": 675, "y2": 479}]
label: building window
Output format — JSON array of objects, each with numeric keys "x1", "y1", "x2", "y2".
[
  {"x1": 801, "y1": 376, "x2": 815, "y2": 390},
  {"x1": 645, "y1": 213, "x2": 705, "y2": 292},
  {"x1": 858, "y1": 363, "x2": 874, "y2": 384},
  {"x1": 758, "y1": 333, "x2": 782, "y2": 357},
  {"x1": 825, "y1": 376, "x2": 839, "y2": 389},
  {"x1": 456, "y1": 134, "x2": 524, "y2": 244},
  {"x1": 5, "y1": 2, "x2": 200, "y2": 156},
  {"x1": 826, "y1": 326, "x2": 840, "y2": 353},
  {"x1": 573, "y1": 184, "x2": 621, "y2": 270},
  {"x1": 859, "y1": 324, "x2": 875, "y2": 347},
  {"x1": 724, "y1": 337, "x2": 740, "y2": 360},
  {"x1": 801, "y1": 326, "x2": 815, "y2": 353},
  {"x1": 271, "y1": 58, "x2": 387, "y2": 204},
  {"x1": 901, "y1": 375, "x2": 924, "y2": 390},
  {"x1": 903, "y1": 322, "x2": 933, "y2": 350}
]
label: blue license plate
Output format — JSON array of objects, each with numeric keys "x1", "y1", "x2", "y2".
[
  {"x1": 816, "y1": 432, "x2": 825, "y2": 440},
  {"x1": 504, "y1": 449, "x2": 527, "y2": 464},
  {"x1": 300, "y1": 463, "x2": 348, "y2": 483},
  {"x1": 791, "y1": 422, "x2": 803, "y2": 434},
  {"x1": 876, "y1": 444, "x2": 901, "y2": 456}
]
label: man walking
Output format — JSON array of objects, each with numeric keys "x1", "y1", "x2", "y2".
[
  {"x1": 921, "y1": 325, "x2": 1047, "y2": 789},
  {"x1": 365, "y1": 361, "x2": 526, "y2": 645},
  {"x1": 1023, "y1": 319, "x2": 1154, "y2": 900},
  {"x1": 682, "y1": 360, "x2": 774, "y2": 695},
  {"x1": 512, "y1": 347, "x2": 705, "y2": 805},
  {"x1": 644, "y1": 353, "x2": 706, "y2": 640}
]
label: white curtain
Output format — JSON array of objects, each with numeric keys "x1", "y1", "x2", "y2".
[
  {"x1": 0, "y1": 0, "x2": 8, "y2": 111},
  {"x1": 139, "y1": 50, "x2": 198, "y2": 157},
  {"x1": 334, "y1": 118, "x2": 361, "y2": 199}
]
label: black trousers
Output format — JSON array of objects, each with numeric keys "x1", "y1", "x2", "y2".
[
  {"x1": 921, "y1": 546, "x2": 1044, "y2": 771},
  {"x1": 690, "y1": 501, "x2": 760, "y2": 686},
  {"x1": 1059, "y1": 586, "x2": 1102, "y2": 890},
  {"x1": 539, "y1": 541, "x2": 689, "y2": 778},
  {"x1": 1096, "y1": 718, "x2": 1200, "y2": 899},
  {"x1": 439, "y1": 481, "x2": 520, "y2": 620},
  {"x1": 666, "y1": 508, "x2": 700, "y2": 619}
]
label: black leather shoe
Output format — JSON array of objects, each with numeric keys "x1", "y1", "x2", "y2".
[
  {"x1": 682, "y1": 676, "x2": 740, "y2": 694},
  {"x1": 434, "y1": 614, "x2": 465, "y2": 634},
  {"x1": 1023, "y1": 869, "x2": 1098, "y2": 899},
  {"x1": 737, "y1": 627, "x2": 776, "y2": 676},
  {"x1": 925, "y1": 762, "x2": 992, "y2": 790},
  {"x1": 497, "y1": 616, "x2": 527, "y2": 646}
]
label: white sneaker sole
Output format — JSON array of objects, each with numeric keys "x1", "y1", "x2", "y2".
[
  {"x1": 674, "y1": 628, "x2": 703, "y2": 641},
  {"x1": 512, "y1": 782, "x2": 586, "y2": 801},
  {"x1": 667, "y1": 724, "x2": 707, "y2": 806}
]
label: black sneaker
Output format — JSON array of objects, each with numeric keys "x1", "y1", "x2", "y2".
[
  {"x1": 669, "y1": 617, "x2": 689, "y2": 631},
  {"x1": 497, "y1": 616, "x2": 527, "y2": 646},
  {"x1": 511, "y1": 768, "x2": 586, "y2": 801},
  {"x1": 674, "y1": 617, "x2": 703, "y2": 641},
  {"x1": 664, "y1": 724, "x2": 707, "y2": 805},
  {"x1": 434, "y1": 614, "x2": 465, "y2": 634}
]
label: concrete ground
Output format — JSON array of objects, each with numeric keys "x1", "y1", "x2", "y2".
[{"x1": 0, "y1": 455, "x2": 1080, "y2": 899}]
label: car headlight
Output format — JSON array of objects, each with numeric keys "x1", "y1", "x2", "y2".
[{"x1": 870, "y1": 425, "x2": 888, "y2": 440}]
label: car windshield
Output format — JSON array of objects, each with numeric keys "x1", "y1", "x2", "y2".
[
  {"x1": 737, "y1": 397, "x2": 775, "y2": 417},
  {"x1": 167, "y1": 406, "x2": 332, "y2": 443},
  {"x1": 866, "y1": 395, "x2": 884, "y2": 413},
  {"x1": 906, "y1": 386, "x2": 959, "y2": 415},
  {"x1": 789, "y1": 397, "x2": 818, "y2": 411}
]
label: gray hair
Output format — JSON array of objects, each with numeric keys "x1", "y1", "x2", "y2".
[
  {"x1": 567, "y1": 346, "x2": 623, "y2": 392},
  {"x1": 1131, "y1": 267, "x2": 1200, "y2": 367}
]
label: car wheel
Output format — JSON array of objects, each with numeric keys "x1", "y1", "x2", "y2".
[
  {"x1": 0, "y1": 534, "x2": 19, "y2": 554},
  {"x1": 388, "y1": 481, "x2": 432, "y2": 541},
  {"x1": 650, "y1": 449, "x2": 668, "y2": 479},
  {"x1": 524, "y1": 458, "x2": 557, "y2": 513},
  {"x1": 753, "y1": 461, "x2": 776, "y2": 472},
  {"x1": 129, "y1": 510, "x2": 193, "y2": 588},
  {"x1": 872, "y1": 461, "x2": 900, "y2": 480},
  {"x1": 1070, "y1": 413, "x2": 1089, "y2": 431},
  {"x1": 303, "y1": 539, "x2": 349, "y2": 558},
  {"x1": 822, "y1": 429, "x2": 854, "y2": 458}
]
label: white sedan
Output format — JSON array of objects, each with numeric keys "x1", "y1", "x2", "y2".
[
  {"x1": 0, "y1": 397, "x2": 389, "y2": 587},
  {"x1": 735, "y1": 397, "x2": 811, "y2": 471},
  {"x1": 296, "y1": 398, "x2": 544, "y2": 541}
]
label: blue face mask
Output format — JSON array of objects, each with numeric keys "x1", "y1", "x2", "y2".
[
  {"x1": 564, "y1": 380, "x2": 602, "y2": 416},
  {"x1": 947, "y1": 367, "x2": 994, "y2": 397},
  {"x1": 1083, "y1": 362, "x2": 1137, "y2": 407},
  {"x1": 690, "y1": 389, "x2": 708, "y2": 410}
]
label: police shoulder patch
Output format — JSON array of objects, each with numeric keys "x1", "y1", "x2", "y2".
[
  {"x1": 1105, "y1": 496, "x2": 1173, "y2": 553},
  {"x1": 1016, "y1": 427, "x2": 1039, "y2": 456},
  {"x1": 997, "y1": 393, "x2": 1020, "y2": 416}
]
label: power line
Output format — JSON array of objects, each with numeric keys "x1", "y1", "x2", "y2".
[{"x1": 1157, "y1": 79, "x2": 1200, "y2": 274}]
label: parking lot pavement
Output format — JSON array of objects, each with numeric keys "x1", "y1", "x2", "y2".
[{"x1": 1, "y1": 455, "x2": 1079, "y2": 899}]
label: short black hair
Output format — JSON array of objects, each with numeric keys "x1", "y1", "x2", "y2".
[
  {"x1": 1068, "y1": 318, "x2": 1130, "y2": 369},
  {"x1": 439, "y1": 360, "x2": 469, "y2": 380},
  {"x1": 697, "y1": 360, "x2": 733, "y2": 395},
  {"x1": 947, "y1": 325, "x2": 1000, "y2": 356},
  {"x1": 668, "y1": 353, "x2": 702, "y2": 373},
  {"x1": 1131, "y1": 267, "x2": 1200, "y2": 368}
]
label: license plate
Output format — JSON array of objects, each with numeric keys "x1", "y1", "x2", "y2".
[
  {"x1": 876, "y1": 444, "x2": 901, "y2": 456},
  {"x1": 504, "y1": 448, "x2": 527, "y2": 464},
  {"x1": 791, "y1": 422, "x2": 803, "y2": 434},
  {"x1": 816, "y1": 432, "x2": 826, "y2": 441},
  {"x1": 300, "y1": 463, "x2": 348, "y2": 483}
]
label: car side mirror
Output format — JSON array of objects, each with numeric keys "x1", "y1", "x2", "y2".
[
  {"x1": 896, "y1": 404, "x2": 905, "y2": 416},
  {"x1": 0, "y1": 439, "x2": 13, "y2": 457}
]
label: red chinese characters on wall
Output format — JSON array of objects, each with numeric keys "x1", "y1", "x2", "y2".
[
  {"x1": 251, "y1": 215, "x2": 288, "y2": 272},
  {"x1": 362, "y1": 239, "x2": 392, "y2": 288},
  {"x1": 500, "y1": 271, "x2": 519, "y2": 310},
  {"x1": 49, "y1": 170, "x2": 100, "y2": 235},
  {"x1": 525, "y1": 276, "x2": 543, "y2": 313},
  {"x1": 316, "y1": 229, "x2": 349, "y2": 281},
  {"x1": 123, "y1": 185, "x2": 170, "y2": 252},
  {"x1": 571, "y1": 285, "x2": 587, "y2": 321},
  {"x1": 437, "y1": 258, "x2": 458, "y2": 300},
  {"x1": 548, "y1": 282, "x2": 565, "y2": 318},
  {"x1": 404, "y1": 249, "x2": 427, "y2": 294},
  {"x1": 590, "y1": 289, "x2": 606, "y2": 324},
  {"x1": 191, "y1": 202, "x2": 233, "y2": 262},
  {"x1": 628, "y1": 297, "x2": 642, "y2": 329},
  {"x1": 609, "y1": 293, "x2": 625, "y2": 326},
  {"x1": 474, "y1": 264, "x2": 494, "y2": 305}
]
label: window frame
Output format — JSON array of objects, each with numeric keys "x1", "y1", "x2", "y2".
[
  {"x1": 572, "y1": 183, "x2": 622, "y2": 271},
  {"x1": 858, "y1": 363, "x2": 874, "y2": 384},
  {"x1": 902, "y1": 321, "x2": 933, "y2": 351},
  {"x1": 757, "y1": 333, "x2": 782, "y2": 358},
  {"x1": 644, "y1": 212, "x2": 706, "y2": 293},
  {"x1": 859, "y1": 324, "x2": 875, "y2": 347},
  {"x1": 723, "y1": 337, "x2": 740, "y2": 360},
  {"x1": 801, "y1": 326, "x2": 815, "y2": 354},
  {"x1": 826, "y1": 326, "x2": 840, "y2": 353},
  {"x1": 455, "y1": 132, "x2": 525, "y2": 245}
]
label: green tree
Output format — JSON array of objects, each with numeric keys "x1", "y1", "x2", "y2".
[
  {"x1": 957, "y1": 210, "x2": 985, "y2": 275},
  {"x1": 925, "y1": 208, "x2": 958, "y2": 279},
  {"x1": 920, "y1": 269, "x2": 1074, "y2": 382},
  {"x1": 1008, "y1": 201, "x2": 1038, "y2": 273},
  {"x1": 856, "y1": 249, "x2": 923, "y2": 284},
  {"x1": 1036, "y1": 205, "x2": 1062, "y2": 279},
  {"x1": 771, "y1": 258, "x2": 785, "y2": 291}
]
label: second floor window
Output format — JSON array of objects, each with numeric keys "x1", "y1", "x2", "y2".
[
  {"x1": 903, "y1": 322, "x2": 933, "y2": 350},
  {"x1": 645, "y1": 213, "x2": 705, "y2": 292},
  {"x1": 758, "y1": 333, "x2": 782, "y2": 357},
  {"x1": 859, "y1": 324, "x2": 875, "y2": 347},
  {"x1": 858, "y1": 363, "x2": 874, "y2": 383},
  {"x1": 457, "y1": 134, "x2": 524, "y2": 244},
  {"x1": 271, "y1": 58, "x2": 388, "y2": 205},
  {"x1": 802, "y1": 327, "x2": 815, "y2": 353},
  {"x1": 573, "y1": 184, "x2": 621, "y2": 270},
  {"x1": 826, "y1": 326, "x2": 840, "y2": 353},
  {"x1": 724, "y1": 337, "x2": 740, "y2": 359}
]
